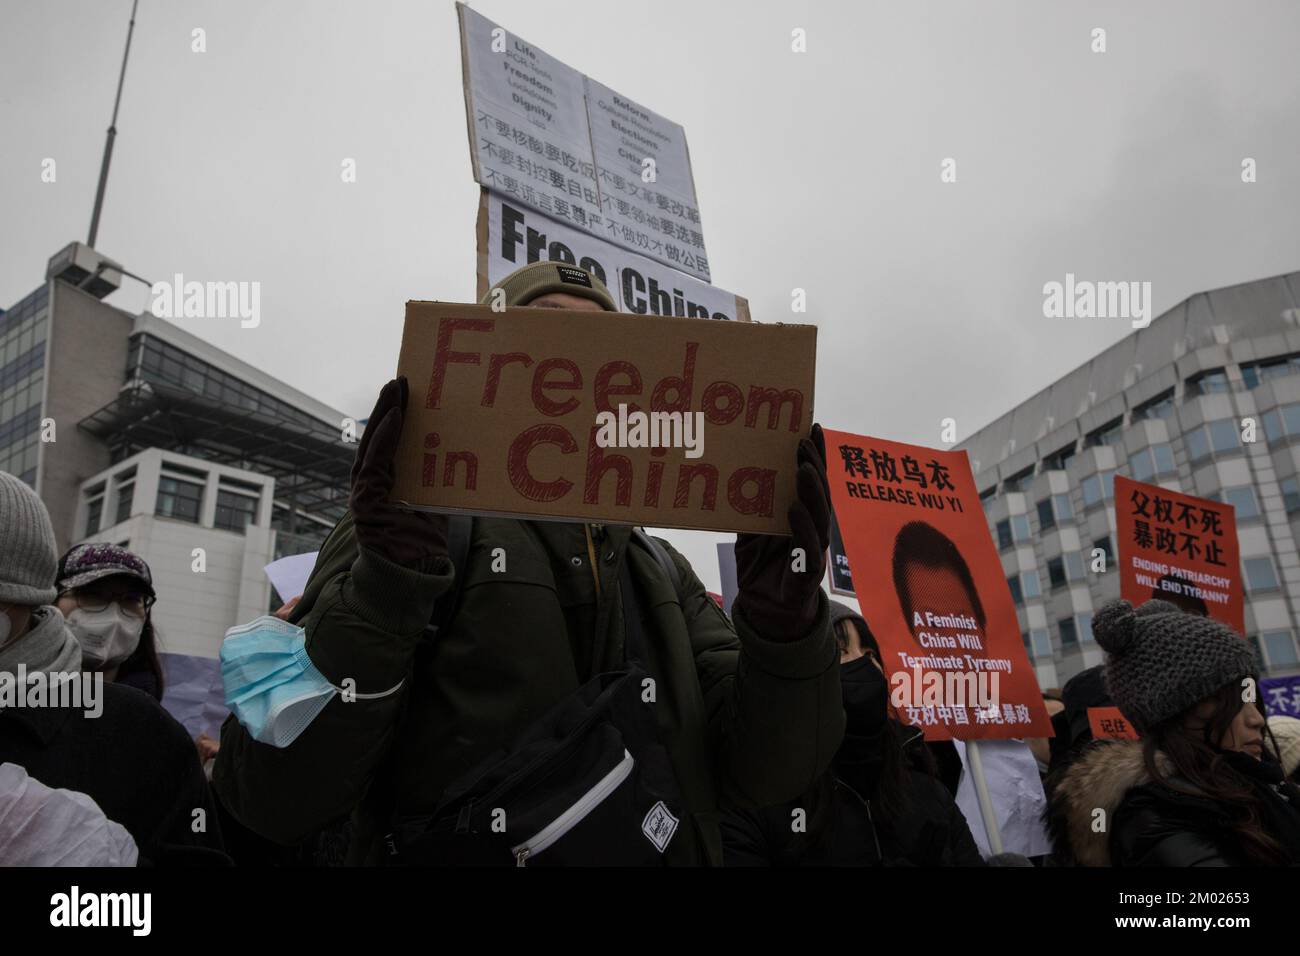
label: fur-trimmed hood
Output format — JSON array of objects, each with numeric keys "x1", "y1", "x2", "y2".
[{"x1": 1046, "y1": 740, "x2": 1173, "y2": 866}]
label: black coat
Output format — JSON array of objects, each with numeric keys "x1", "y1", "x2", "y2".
[
  {"x1": 1047, "y1": 740, "x2": 1300, "y2": 866},
  {"x1": 720, "y1": 724, "x2": 985, "y2": 866},
  {"x1": 0, "y1": 682, "x2": 228, "y2": 865}
]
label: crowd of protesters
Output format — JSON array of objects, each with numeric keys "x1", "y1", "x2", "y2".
[{"x1": 3, "y1": 263, "x2": 1299, "y2": 868}]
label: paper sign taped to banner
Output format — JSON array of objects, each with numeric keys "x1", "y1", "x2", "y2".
[
  {"x1": 828, "y1": 512, "x2": 855, "y2": 596},
  {"x1": 1114, "y1": 475, "x2": 1244, "y2": 633},
  {"x1": 457, "y1": 3, "x2": 710, "y2": 280},
  {"x1": 476, "y1": 191, "x2": 749, "y2": 322},
  {"x1": 1088, "y1": 706, "x2": 1140, "y2": 740},
  {"x1": 391, "y1": 302, "x2": 815, "y2": 534},
  {"x1": 823, "y1": 429, "x2": 1053, "y2": 740}
]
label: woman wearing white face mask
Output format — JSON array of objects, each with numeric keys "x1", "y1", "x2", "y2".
[{"x1": 54, "y1": 544, "x2": 164, "y2": 701}]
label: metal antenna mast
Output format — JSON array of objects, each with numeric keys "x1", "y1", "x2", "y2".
[{"x1": 87, "y1": 0, "x2": 140, "y2": 249}]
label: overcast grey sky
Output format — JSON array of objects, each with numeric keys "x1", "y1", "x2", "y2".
[{"x1": 3, "y1": 0, "x2": 1298, "y2": 590}]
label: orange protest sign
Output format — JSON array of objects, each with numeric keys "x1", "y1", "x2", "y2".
[
  {"x1": 823, "y1": 429, "x2": 1053, "y2": 741},
  {"x1": 1088, "y1": 706, "x2": 1140, "y2": 740},
  {"x1": 1114, "y1": 476, "x2": 1244, "y2": 633}
]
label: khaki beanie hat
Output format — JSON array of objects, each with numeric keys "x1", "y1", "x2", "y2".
[
  {"x1": 1268, "y1": 715, "x2": 1300, "y2": 777},
  {"x1": 0, "y1": 471, "x2": 59, "y2": 606},
  {"x1": 480, "y1": 261, "x2": 618, "y2": 311}
]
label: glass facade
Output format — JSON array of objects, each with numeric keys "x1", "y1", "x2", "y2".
[
  {"x1": 972, "y1": 332, "x2": 1300, "y2": 683},
  {"x1": 0, "y1": 284, "x2": 50, "y2": 484}
]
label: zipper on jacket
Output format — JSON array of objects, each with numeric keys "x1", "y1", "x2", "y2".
[
  {"x1": 837, "y1": 775, "x2": 884, "y2": 862},
  {"x1": 512, "y1": 749, "x2": 635, "y2": 866}
]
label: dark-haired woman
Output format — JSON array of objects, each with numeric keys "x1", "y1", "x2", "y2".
[
  {"x1": 720, "y1": 601, "x2": 984, "y2": 866},
  {"x1": 55, "y1": 543, "x2": 165, "y2": 701},
  {"x1": 1047, "y1": 599, "x2": 1300, "y2": 866}
]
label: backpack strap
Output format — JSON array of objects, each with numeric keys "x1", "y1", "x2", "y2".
[
  {"x1": 426, "y1": 514, "x2": 473, "y2": 637},
  {"x1": 631, "y1": 528, "x2": 683, "y2": 604}
]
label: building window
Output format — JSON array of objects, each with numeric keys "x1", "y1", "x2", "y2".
[
  {"x1": 1037, "y1": 493, "x2": 1074, "y2": 531},
  {"x1": 1047, "y1": 556, "x2": 1066, "y2": 590},
  {"x1": 1241, "y1": 353, "x2": 1300, "y2": 389},
  {"x1": 1085, "y1": 418, "x2": 1124, "y2": 449},
  {"x1": 1130, "y1": 444, "x2": 1175, "y2": 481},
  {"x1": 1262, "y1": 403, "x2": 1300, "y2": 443},
  {"x1": 114, "y1": 483, "x2": 134, "y2": 525},
  {"x1": 1008, "y1": 575, "x2": 1023, "y2": 606},
  {"x1": 1022, "y1": 569, "x2": 1042, "y2": 599},
  {"x1": 1261, "y1": 630, "x2": 1299, "y2": 668},
  {"x1": 1132, "y1": 389, "x2": 1175, "y2": 422},
  {"x1": 1093, "y1": 536, "x2": 1114, "y2": 568},
  {"x1": 1043, "y1": 444, "x2": 1077, "y2": 472},
  {"x1": 1064, "y1": 551, "x2": 1086, "y2": 582},
  {"x1": 1243, "y1": 557, "x2": 1279, "y2": 593},
  {"x1": 214, "y1": 489, "x2": 258, "y2": 533},
  {"x1": 1004, "y1": 467, "x2": 1035, "y2": 494},
  {"x1": 1186, "y1": 419, "x2": 1241, "y2": 461},
  {"x1": 1059, "y1": 617, "x2": 1078, "y2": 647},
  {"x1": 1281, "y1": 476, "x2": 1300, "y2": 514},
  {"x1": 1219, "y1": 486, "x2": 1260, "y2": 520},
  {"x1": 1081, "y1": 470, "x2": 1116, "y2": 507},
  {"x1": 84, "y1": 494, "x2": 103, "y2": 538},
  {"x1": 1187, "y1": 369, "x2": 1230, "y2": 396},
  {"x1": 996, "y1": 514, "x2": 1030, "y2": 549},
  {"x1": 156, "y1": 476, "x2": 204, "y2": 523},
  {"x1": 1029, "y1": 629, "x2": 1052, "y2": 659},
  {"x1": 1076, "y1": 613, "x2": 1095, "y2": 643}
]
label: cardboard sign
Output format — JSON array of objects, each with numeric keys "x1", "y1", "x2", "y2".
[
  {"x1": 476, "y1": 191, "x2": 748, "y2": 322},
  {"x1": 392, "y1": 302, "x2": 815, "y2": 534},
  {"x1": 1088, "y1": 706, "x2": 1140, "y2": 740},
  {"x1": 823, "y1": 430, "x2": 1053, "y2": 740},
  {"x1": 1114, "y1": 476, "x2": 1244, "y2": 633},
  {"x1": 457, "y1": 3, "x2": 710, "y2": 280}
]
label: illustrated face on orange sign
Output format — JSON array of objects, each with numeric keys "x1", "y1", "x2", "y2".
[
  {"x1": 892, "y1": 521, "x2": 989, "y2": 659},
  {"x1": 823, "y1": 429, "x2": 1053, "y2": 741}
]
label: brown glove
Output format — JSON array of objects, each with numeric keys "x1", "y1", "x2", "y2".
[
  {"x1": 733, "y1": 423, "x2": 831, "y2": 642},
  {"x1": 349, "y1": 377, "x2": 449, "y2": 570}
]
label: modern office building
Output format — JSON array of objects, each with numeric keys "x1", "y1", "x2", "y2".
[
  {"x1": 959, "y1": 270, "x2": 1300, "y2": 690},
  {"x1": 0, "y1": 242, "x2": 356, "y2": 661}
]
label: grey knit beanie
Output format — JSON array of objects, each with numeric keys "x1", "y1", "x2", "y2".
[
  {"x1": 0, "y1": 471, "x2": 59, "y2": 606},
  {"x1": 1093, "y1": 598, "x2": 1258, "y2": 733}
]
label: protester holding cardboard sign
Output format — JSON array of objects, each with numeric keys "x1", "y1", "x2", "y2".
[{"x1": 213, "y1": 262, "x2": 843, "y2": 866}]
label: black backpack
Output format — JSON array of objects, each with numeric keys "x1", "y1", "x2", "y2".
[{"x1": 383, "y1": 520, "x2": 699, "y2": 866}]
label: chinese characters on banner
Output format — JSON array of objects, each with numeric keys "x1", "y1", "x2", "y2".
[
  {"x1": 1262, "y1": 675, "x2": 1300, "y2": 719},
  {"x1": 1114, "y1": 475, "x2": 1244, "y2": 633},
  {"x1": 823, "y1": 430, "x2": 1053, "y2": 740},
  {"x1": 457, "y1": 3, "x2": 710, "y2": 281}
]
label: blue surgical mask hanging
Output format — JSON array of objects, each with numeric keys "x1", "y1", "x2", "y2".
[{"x1": 220, "y1": 616, "x2": 403, "y2": 748}]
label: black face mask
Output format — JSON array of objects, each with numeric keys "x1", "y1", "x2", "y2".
[{"x1": 840, "y1": 655, "x2": 889, "y2": 738}]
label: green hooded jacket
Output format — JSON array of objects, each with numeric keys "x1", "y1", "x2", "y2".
[{"x1": 213, "y1": 512, "x2": 843, "y2": 865}]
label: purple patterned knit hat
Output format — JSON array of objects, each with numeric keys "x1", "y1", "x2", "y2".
[{"x1": 56, "y1": 542, "x2": 154, "y2": 597}]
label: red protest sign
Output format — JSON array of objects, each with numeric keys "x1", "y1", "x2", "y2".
[
  {"x1": 1114, "y1": 475, "x2": 1243, "y2": 633},
  {"x1": 823, "y1": 429, "x2": 1053, "y2": 741},
  {"x1": 1088, "y1": 706, "x2": 1140, "y2": 740}
]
